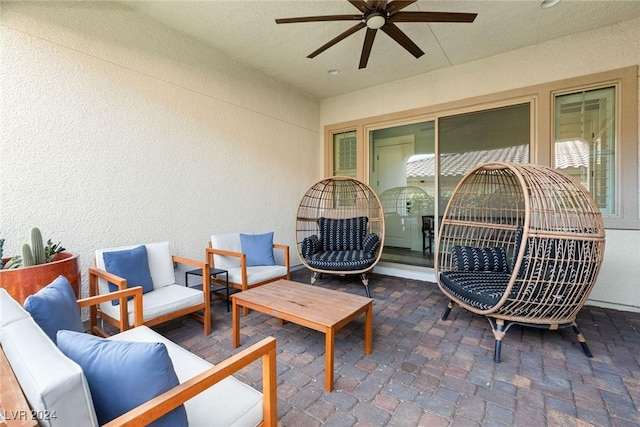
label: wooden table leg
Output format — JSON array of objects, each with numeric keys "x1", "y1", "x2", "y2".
[
  {"x1": 364, "y1": 302, "x2": 372, "y2": 355},
  {"x1": 325, "y1": 327, "x2": 335, "y2": 392},
  {"x1": 232, "y1": 298, "x2": 240, "y2": 348}
]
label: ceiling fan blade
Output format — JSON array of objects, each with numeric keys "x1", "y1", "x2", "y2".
[
  {"x1": 391, "y1": 11, "x2": 477, "y2": 23},
  {"x1": 386, "y1": 1, "x2": 416, "y2": 16},
  {"x1": 380, "y1": 22, "x2": 424, "y2": 58},
  {"x1": 349, "y1": 0, "x2": 370, "y2": 13},
  {"x1": 359, "y1": 28, "x2": 378, "y2": 69},
  {"x1": 369, "y1": 0, "x2": 388, "y2": 9},
  {"x1": 276, "y1": 15, "x2": 363, "y2": 24},
  {"x1": 308, "y1": 22, "x2": 367, "y2": 58}
]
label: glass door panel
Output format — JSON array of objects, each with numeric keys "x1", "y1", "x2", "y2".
[
  {"x1": 369, "y1": 121, "x2": 436, "y2": 267},
  {"x1": 438, "y1": 104, "x2": 531, "y2": 217}
]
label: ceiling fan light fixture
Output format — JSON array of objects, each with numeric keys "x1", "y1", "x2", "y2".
[
  {"x1": 365, "y1": 12, "x2": 386, "y2": 30},
  {"x1": 540, "y1": 0, "x2": 561, "y2": 9}
]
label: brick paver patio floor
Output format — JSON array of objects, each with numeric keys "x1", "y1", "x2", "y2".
[{"x1": 155, "y1": 268, "x2": 640, "y2": 426}]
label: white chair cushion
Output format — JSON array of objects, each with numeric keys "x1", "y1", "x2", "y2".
[
  {"x1": 95, "y1": 241, "x2": 175, "y2": 292},
  {"x1": 227, "y1": 265, "x2": 288, "y2": 286},
  {"x1": 99, "y1": 284, "x2": 203, "y2": 325},
  {"x1": 111, "y1": 326, "x2": 263, "y2": 427},
  {"x1": 0, "y1": 288, "x2": 30, "y2": 327},
  {"x1": 0, "y1": 303, "x2": 98, "y2": 427},
  {"x1": 211, "y1": 233, "x2": 243, "y2": 270}
]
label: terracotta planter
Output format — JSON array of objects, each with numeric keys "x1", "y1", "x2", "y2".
[{"x1": 0, "y1": 252, "x2": 80, "y2": 304}]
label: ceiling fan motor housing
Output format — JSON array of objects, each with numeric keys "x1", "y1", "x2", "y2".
[{"x1": 365, "y1": 12, "x2": 387, "y2": 29}]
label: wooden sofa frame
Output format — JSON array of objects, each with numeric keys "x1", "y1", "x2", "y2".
[{"x1": 0, "y1": 286, "x2": 277, "y2": 427}]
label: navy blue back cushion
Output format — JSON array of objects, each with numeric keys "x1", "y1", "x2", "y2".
[
  {"x1": 318, "y1": 217, "x2": 368, "y2": 251},
  {"x1": 452, "y1": 246, "x2": 509, "y2": 273}
]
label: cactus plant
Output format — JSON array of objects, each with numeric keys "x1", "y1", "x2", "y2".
[
  {"x1": 31, "y1": 227, "x2": 46, "y2": 265},
  {"x1": 21, "y1": 243, "x2": 35, "y2": 267},
  {"x1": 1, "y1": 228, "x2": 65, "y2": 269}
]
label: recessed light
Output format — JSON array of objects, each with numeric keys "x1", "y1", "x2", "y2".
[
  {"x1": 540, "y1": 0, "x2": 561, "y2": 8},
  {"x1": 328, "y1": 69, "x2": 340, "y2": 75}
]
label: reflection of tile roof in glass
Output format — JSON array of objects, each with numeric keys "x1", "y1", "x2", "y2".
[
  {"x1": 554, "y1": 139, "x2": 590, "y2": 170},
  {"x1": 406, "y1": 141, "x2": 589, "y2": 177}
]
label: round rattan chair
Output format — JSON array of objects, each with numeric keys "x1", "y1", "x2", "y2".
[
  {"x1": 296, "y1": 177, "x2": 385, "y2": 297},
  {"x1": 435, "y1": 162, "x2": 605, "y2": 362}
]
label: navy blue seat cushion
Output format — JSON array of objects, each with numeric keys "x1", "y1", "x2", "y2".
[
  {"x1": 318, "y1": 217, "x2": 368, "y2": 251},
  {"x1": 439, "y1": 271, "x2": 512, "y2": 311},
  {"x1": 451, "y1": 246, "x2": 510, "y2": 273},
  {"x1": 306, "y1": 250, "x2": 376, "y2": 271}
]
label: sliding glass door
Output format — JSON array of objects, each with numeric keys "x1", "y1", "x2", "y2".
[{"x1": 369, "y1": 103, "x2": 530, "y2": 268}]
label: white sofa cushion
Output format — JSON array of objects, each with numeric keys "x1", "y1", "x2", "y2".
[
  {"x1": 99, "y1": 284, "x2": 203, "y2": 325},
  {"x1": 0, "y1": 287, "x2": 30, "y2": 327},
  {"x1": 95, "y1": 241, "x2": 175, "y2": 291},
  {"x1": 0, "y1": 291, "x2": 98, "y2": 427},
  {"x1": 227, "y1": 265, "x2": 289, "y2": 286},
  {"x1": 111, "y1": 326, "x2": 263, "y2": 427},
  {"x1": 211, "y1": 233, "x2": 243, "y2": 269}
]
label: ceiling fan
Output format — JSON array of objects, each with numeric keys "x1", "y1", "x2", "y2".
[{"x1": 275, "y1": 0, "x2": 477, "y2": 69}]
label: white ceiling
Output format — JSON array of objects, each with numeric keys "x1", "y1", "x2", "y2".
[{"x1": 125, "y1": 0, "x2": 640, "y2": 99}]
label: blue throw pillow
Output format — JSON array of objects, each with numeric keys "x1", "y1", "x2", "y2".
[
  {"x1": 103, "y1": 245, "x2": 154, "y2": 305},
  {"x1": 23, "y1": 276, "x2": 84, "y2": 344},
  {"x1": 57, "y1": 330, "x2": 188, "y2": 427},
  {"x1": 240, "y1": 232, "x2": 276, "y2": 267}
]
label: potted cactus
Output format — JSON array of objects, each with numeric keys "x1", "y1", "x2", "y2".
[{"x1": 0, "y1": 227, "x2": 79, "y2": 304}]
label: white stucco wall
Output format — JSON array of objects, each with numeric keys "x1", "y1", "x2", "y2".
[
  {"x1": 1, "y1": 2, "x2": 321, "y2": 297},
  {"x1": 321, "y1": 17, "x2": 640, "y2": 312}
]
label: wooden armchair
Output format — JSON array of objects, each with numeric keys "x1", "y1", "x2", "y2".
[
  {"x1": 90, "y1": 241, "x2": 211, "y2": 336},
  {"x1": 207, "y1": 232, "x2": 290, "y2": 293}
]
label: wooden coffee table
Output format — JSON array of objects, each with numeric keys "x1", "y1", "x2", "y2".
[{"x1": 231, "y1": 279, "x2": 373, "y2": 392}]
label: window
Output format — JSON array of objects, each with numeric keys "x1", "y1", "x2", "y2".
[
  {"x1": 554, "y1": 87, "x2": 616, "y2": 215},
  {"x1": 333, "y1": 131, "x2": 357, "y2": 177},
  {"x1": 324, "y1": 66, "x2": 638, "y2": 249}
]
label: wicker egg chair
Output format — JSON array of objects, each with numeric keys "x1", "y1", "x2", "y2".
[
  {"x1": 296, "y1": 176, "x2": 385, "y2": 297},
  {"x1": 435, "y1": 161, "x2": 605, "y2": 362}
]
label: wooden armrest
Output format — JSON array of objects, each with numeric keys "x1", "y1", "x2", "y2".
[
  {"x1": 87, "y1": 267, "x2": 140, "y2": 333},
  {"x1": 104, "y1": 337, "x2": 277, "y2": 427},
  {"x1": 206, "y1": 247, "x2": 247, "y2": 273},
  {"x1": 0, "y1": 347, "x2": 37, "y2": 427},
  {"x1": 273, "y1": 244, "x2": 290, "y2": 269},
  {"x1": 88, "y1": 267, "x2": 127, "y2": 291},
  {"x1": 206, "y1": 247, "x2": 245, "y2": 259},
  {"x1": 77, "y1": 286, "x2": 144, "y2": 329},
  {"x1": 172, "y1": 256, "x2": 211, "y2": 302},
  {"x1": 171, "y1": 255, "x2": 204, "y2": 269}
]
